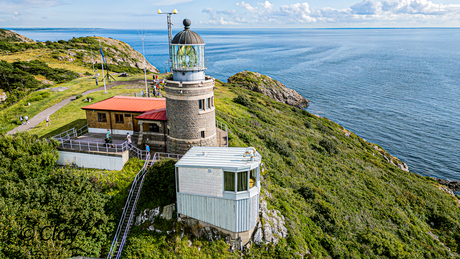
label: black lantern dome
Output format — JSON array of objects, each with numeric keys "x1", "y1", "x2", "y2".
[
  {"x1": 170, "y1": 19, "x2": 206, "y2": 81},
  {"x1": 171, "y1": 19, "x2": 204, "y2": 45}
]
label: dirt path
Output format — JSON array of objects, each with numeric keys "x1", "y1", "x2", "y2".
[{"x1": 7, "y1": 79, "x2": 150, "y2": 135}]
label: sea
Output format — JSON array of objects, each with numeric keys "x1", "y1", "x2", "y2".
[{"x1": 8, "y1": 28, "x2": 460, "y2": 185}]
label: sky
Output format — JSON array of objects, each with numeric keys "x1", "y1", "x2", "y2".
[{"x1": 1, "y1": 0, "x2": 460, "y2": 29}]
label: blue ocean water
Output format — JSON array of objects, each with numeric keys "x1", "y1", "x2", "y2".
[{"x1": 10, "y1": 28, "x2": 460, "y2": 183}]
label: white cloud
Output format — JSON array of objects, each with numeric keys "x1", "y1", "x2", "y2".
[
  {"x1": 236, "y1": 1, "x2": 258, "y2": 12},
  {"x1": 350, "y1": 0, "x2": 382, "y2": 15},
  {"x1": 258, "y1": 1, "x2": 273, "y2": 9},
  {"x1": 202, "y1": 8, "x2": 240, "y2": 25},
  {"x1": 278, "y1": 3, "x2": 316, "y2": 23},
  {"x1": 152, "y1": 0, "x2": 193, "y2": 6},
  {"x1": 203, "y1": 0, "x2": 460, "y2": 26}
]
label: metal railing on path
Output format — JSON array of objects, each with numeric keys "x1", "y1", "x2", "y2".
[
  {"x1": 106, "y1": 152, "x2": 183, "y2": 259},
  {"x1": 52, "y1": 125, "x2": 128, "y2": 155},
  {"x1": 216, "y1": 120, "x2": 229, "y2": 147}
]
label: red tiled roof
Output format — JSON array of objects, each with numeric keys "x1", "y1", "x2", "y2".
[
  {"x1": 82, "y1": 96, "x2": 166, "y2": 113},
  {"x1": 136, "y1": 108, "x2": 167, "y2": 121}
]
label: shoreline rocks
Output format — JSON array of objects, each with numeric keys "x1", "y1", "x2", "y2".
[
  {"x1": 228, "y1": 71, "x2": 310, "y2": 109},
  {"x1": 432, "y1": 178, "x2": 460, "y2": 192}
]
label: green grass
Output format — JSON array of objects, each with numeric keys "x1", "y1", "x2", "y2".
[
  {"x1": 0, "y1": 73, "x2": 164, "y2": 134},
  {"x1": 6, "y1": 68, "x2": 459, "y2": 258},
  {"x1": 110, "y1": 78, "x2": 460, "y2": 258},
  {"x1": 27, "y1": 77, "x2": 167, "y2": 138}
]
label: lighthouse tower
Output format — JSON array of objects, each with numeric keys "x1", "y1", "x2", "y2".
[{"x1": 165, "y1": 19, "x2": 217, "y2": 154}]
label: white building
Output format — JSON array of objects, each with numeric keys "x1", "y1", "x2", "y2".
[{"x1": 175, "y1": 146, "x2": 262, "y2": 241}]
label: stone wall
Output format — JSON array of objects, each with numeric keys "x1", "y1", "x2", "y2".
[
  {"x1": 165, "y1": 77, "x2": 217, "y2": 153},
  {"x1": 85, "y1": 110, "x2": 140, "y2": 132},
  {"x1": 166, "y1": 135, "x2": 217, "y2": 154}
]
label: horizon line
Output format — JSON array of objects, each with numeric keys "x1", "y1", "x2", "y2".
[{"x1": 6, "y1": 26, "x2": 460, "y2": 31}]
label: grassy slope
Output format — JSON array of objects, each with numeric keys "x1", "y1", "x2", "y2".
[
  {"x1": 0, "y1": 74, "x2": 153, "y2": 134},
  {"x1": 213, "y1": 79, "x2": 460, "y2": 258},
  {"x1": 112, "y1": 79, "x2": 460, "y2": 258}
]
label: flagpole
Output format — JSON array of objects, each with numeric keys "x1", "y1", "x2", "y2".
[{"x1": 99, "y1": 40, "x2": 107, "y2": 93}]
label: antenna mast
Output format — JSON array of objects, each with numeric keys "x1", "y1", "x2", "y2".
[
  {"x1": 138, "y1": 13, "x2": 149, "y2": 97},
  {"x1": 158, "y1": 9, "x2": 177, "y2": 71}
]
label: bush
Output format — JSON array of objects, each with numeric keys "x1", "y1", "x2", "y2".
[
  {"x1": 75, "y1": 94, "x2": 83, "y2": 99},
  {"x1": 234, "y1": 95, "x2": 251, "y2": 107},
  {"x1": 319, "y1": 138, "x2": 339, "y2": 155}
]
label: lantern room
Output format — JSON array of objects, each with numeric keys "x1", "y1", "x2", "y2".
[{"x1": 171, "y1": 19, "x2": 206, "y2": 81}]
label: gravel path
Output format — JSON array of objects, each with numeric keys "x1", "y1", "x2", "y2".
[{"x1": 7, "y1": 79, "x2": 150, "y2": 135}]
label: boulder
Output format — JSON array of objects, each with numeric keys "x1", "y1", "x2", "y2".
[{"x1": 228, "y1": 71, "x2": 310, "y2": 109}]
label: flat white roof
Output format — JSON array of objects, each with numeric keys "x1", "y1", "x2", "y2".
[{"x1": 175, "y1": 146, "x2": 261, "y2": 171}]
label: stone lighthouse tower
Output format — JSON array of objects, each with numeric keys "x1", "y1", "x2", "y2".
[{"x1": 165, "y1": 19, "x2": 217, "y2": 154}]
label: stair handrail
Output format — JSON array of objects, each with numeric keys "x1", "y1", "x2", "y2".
[
  {"x1": 115, "y1": 154, "x2": 156, "y2": 258},
  {"x1": 106, "y1": 152, "x2": 183, "y2": 259},
  {"x1": 106, "y1": 153, "x2": 151, "y2": 259}
]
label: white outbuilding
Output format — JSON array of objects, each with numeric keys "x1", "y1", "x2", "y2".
[{"x1": 175, "y1": 146, "x2": 262, "y2": 240}]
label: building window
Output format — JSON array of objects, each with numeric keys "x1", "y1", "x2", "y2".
[
  {"x1": 124, "y1": 114, "x2": 132, "y2": 117},
  {"x1": 149, "y1": 123, "x2": 160, "y2": 133},
  {"x1": 250, "y1": 169, "x2": 257, "y2": 188},
  {"x1": 199, "y1": 99, "x2": 205, "y2": 110},
  {"x1": 206, "y1": 98, "x2": 211, "y2": 109},
  {"x1": 115, "y1": 114, "x2": 124, "y2": 123},
  {"x1": 237, "y1": 171, "x2": 248, "y2": 192},
  {"x1": 201, "y1": 130, "x2": 205, "y2": 138},
  {"x1": 224, "y1": 172, "x2": 235, "y2": 192},
  {"x1": 98, "y1": 113, "x2": 107, "y2": 122},
  {"x1": 211, "y1": 97, "x2": 214, "y2": 107}
]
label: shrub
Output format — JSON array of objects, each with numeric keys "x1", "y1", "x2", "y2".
[
  {"x1": 319, "y1": 138, "x2": 339, "y2": 155},
  {"x1": 75, "y1": 94, "x2": 83, "y2": 99},
  {"x1": 234, "y1": 95, "x2": 251, "y2": 107}
]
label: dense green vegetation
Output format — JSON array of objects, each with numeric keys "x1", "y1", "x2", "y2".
[
  {"x1": 123, "y1": 159, "x2": 241, "y2": 258},
  {"x1": 0, "y1": 60, "x2": 78, "y2": 106},
  {"x1": 212, "y1": 79, "x2": 460, "y2": 258},
  {"x1": 0, "y1": 131, "x2": 145, "y2": 258},
  {"x1": 109, "y1": 78, "x2": 460, "y2": 258}
]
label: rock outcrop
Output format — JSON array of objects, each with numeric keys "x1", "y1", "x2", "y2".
[
  {"x1": 432, "y1": 178, "x2": 460, "y2": 192},
  {"x1": 228, "y1": 71, "x2": 310, "y2": 109},
  {"x1": 81, "y1": 37, "x2": 159, "y2": 73},
  {"x1": 252, "y1": 190, "x2": 288, "y2": 246},
  {"x1": 0, "y1": 29, "x2": 35, "y2": 43},
  {"x1": 372, "y1": 144, "x2": 409, "y2": 172}
]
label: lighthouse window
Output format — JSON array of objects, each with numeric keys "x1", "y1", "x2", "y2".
[
  {"x1": 199, "y1": 99, "x2": 205, "y2": 110},
  {"x1": 250, "y1": 169, "x2": 257, "y2": 188},
  {"x1": 224, "y1": 172, "x2": 235, "y2": 192},
  {"x1": 201, "y1": 130, "x2": 205, "y2": 138},
  {"x1": 237, "y1": 171, "x2": 248, "y2": 192},
  {"x1": 206, "y1": 98, "x2": 211, "y2": 109}
]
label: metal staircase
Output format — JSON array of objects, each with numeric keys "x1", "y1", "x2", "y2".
[{"x1": 107, "y1": 152, "x2": 182, "y2": 259}]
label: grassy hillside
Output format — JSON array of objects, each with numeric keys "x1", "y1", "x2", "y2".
[
  {"x1": 0, "y1": 29, "x2": 159, "y2": 111},
  {"x1": 213, "y1": 78, "x2": 460, "y2": 258},
  {"x1": 104, "y1": 77, "x2": 460, "y2": 258}
]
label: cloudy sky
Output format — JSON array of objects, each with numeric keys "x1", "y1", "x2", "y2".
[{"x1": 1, "y1": 0, "x2": 460, "y2": 29}]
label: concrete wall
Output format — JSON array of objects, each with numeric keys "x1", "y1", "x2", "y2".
[
  {"x1": 57, "y1": 150, "x2": 129, "y2": 170},
  {"x1": 178, "y1": 167, "x2": 223, "y2": 197}
]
